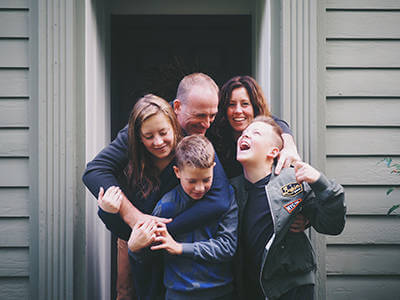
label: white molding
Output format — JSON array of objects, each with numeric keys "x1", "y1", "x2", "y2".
[
  {"x1": 281, "y1": 0, "x2": 326, "y2": 298},
  {"x1": 85, "y1": 0, "x2": 112, "y2": 299}
]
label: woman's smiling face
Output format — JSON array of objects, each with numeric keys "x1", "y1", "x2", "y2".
[
  {"x1": 226, "y1": 87, "x2": 255, "y2": 137},
  {"x1": 140, "y1": 112, "x2": 175, "y2": 160}
]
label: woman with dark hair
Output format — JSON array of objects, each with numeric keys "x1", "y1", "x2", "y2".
[{"x1": 208, "y1": 75, "x2": 300, "y2": 178}]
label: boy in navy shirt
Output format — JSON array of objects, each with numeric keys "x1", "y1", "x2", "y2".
[{"x1": 130, "y1": 135, "x2": 238, "y2": 300}]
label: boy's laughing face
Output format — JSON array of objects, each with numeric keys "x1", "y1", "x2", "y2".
[{"x1": 237, "y1": 121, "x2": 280, "y2": 165}]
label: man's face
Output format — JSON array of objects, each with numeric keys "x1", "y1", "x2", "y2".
[
  {"x1": 236, "y1": 121, "x2": 279, "y2": 165},
  {"x1": 173, "y1": 164, "x2": 215, "y2": 200},
  {"x1": 174, "y1": 86, "x2": 218, "y2": 135}
]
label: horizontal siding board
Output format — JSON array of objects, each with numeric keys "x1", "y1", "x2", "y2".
[
  {"x1": 344, "y1": 186, "x2": 398, "y2": 215},
  {"x1": 0, "y1": 40, "x2": 28, "y2": 68},
  {"x1": 0, "y1": 70, "x2": 28, "y2": 97},
  {"x1": 0, "y1": 278, "x2": 29, "y2": 299},
  {"x1": 327, "y1": 98, "x2": 400, "y2": 126},
  {"x1": 0, "y1": 248, "x2": 29, "y2": 276},
  {"x1": 326, "y1": 69, "x2": 400, "y2": 97},
  {"x1": 0, "y1": 158, "x2": 29, "y2": 186},
  {"x1": 0, "y1": 11, "x2": 28, "y2": 38},
  {"x1": 0, "y1": 188, "x2": 29, "y2": 216},
  {"x1": 327, "y1": 216, "x2": 400, "y2": 244},
  {"x1": 0, "y1": 99, "x2": 28, "y2": 127},
  {"x1": 0, "y1": 218, "x2": 29, "y2": 247},
  {"x1": 326, "y1": 41, "x2": 400, "y2": 67},
  {"x1": 326, "y1": 156, "x2": 399, "y2": 185},
  {"x1": 326, "y1": 127, "x2": 400, "y2": 155},
  {"x1": 326, "y1": 245, "x2": 400, "y2": 275},
  {"x1": 0, "y1": 129, "x2": 29, "y2": 156},
  {"x1": 327, "y1": 11, "x2": 400, "y2": 38},
  {"x1": 327, "y1": 0, "x2": 400, "y2": 9},
  {"x1": 327, "y1": 276, "x2": 400, "y2": 300}
]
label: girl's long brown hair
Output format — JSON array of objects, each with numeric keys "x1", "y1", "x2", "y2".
[{"x1": 126, "y1": 94, "x2": 182, "y2": 198}]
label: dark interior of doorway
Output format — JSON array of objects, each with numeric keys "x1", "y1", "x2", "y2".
[{"x1": 110, "y1": 14, "x2": 252, "y2": 298}]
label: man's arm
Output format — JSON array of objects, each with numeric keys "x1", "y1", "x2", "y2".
[
  {"x1": 152, "y1": 188, "x2": 238, "y2": 263},
  {"x1": 165, "y1": 154, "x2": 231, "y2": 236},
  {"x1": 179, "y1": 187, "x2": 238, "y2": 262}
]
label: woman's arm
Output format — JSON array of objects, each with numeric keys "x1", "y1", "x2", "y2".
[{"x1": 271, "y1": 115, "x2": 301, "y2": 174}]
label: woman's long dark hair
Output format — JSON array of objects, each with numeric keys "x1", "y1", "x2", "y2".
[{"x1": 208, "y1": 76, "x2": 271, "y2": 177}]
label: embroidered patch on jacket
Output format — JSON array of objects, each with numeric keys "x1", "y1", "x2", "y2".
[
  {"x1": 281, "y1": 182, "x2": 303, "y2": 197},
  {"x1": 284, "y1": 198, "x2": 303, "y2": 214}
]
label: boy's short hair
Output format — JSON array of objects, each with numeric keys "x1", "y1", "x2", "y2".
[
  {"x1": 252, "y1": 116, "x2": 284, "y2": 150},
  {"x1": 175, "y1": 135, "x2": 215, "y2": 169}
]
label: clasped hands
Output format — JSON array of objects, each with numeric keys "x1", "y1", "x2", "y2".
[{"x1": 97, "y1": 186, "x2": 180, "y2": 255}]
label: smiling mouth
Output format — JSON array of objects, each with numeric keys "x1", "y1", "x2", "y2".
[
  {"x1": 233, "y1": 117, "x2": 246, "y2": 122},
  {"x1": 239, "y1": 141, "x2": 250, "y2": 151}
]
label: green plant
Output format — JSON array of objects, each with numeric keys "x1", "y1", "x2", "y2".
[{"x1": 379, "y1": 157, "x2": 400, "y2": 215}]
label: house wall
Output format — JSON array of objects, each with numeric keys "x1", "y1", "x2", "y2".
[
  {"x1": 323, "y1": 0, "x2": 400, "y2": 298},
  {"x1": 0, "y1": 0, "x2": 30, "y2": 299}
]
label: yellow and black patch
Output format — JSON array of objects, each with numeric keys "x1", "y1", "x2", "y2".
[
  {"x1": 284, "y1": 198, "x2": 303, "y2": 214},
  {"x1": 281, "y1": 182, "x2": 303, "y2": 197}
]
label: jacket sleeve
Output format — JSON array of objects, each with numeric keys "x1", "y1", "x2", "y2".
[
  {"x1": 82, "y1": 125, "x2": 129, "y2": 197},
  {"x1": 302, "y1": 173, "x2": 346, "y2": 235},
  {"x1": 166, "y1": 154, "x2": 232, "y2": 236},
  {"x1": 180, "y1": 186, "x2": 238, "y2": 263}
]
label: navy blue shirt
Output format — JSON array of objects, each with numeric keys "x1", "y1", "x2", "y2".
[{"x1": 242, "y1": 174, "x2": 274, "y2": 299}]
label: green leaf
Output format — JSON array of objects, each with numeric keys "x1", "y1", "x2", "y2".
[
  {"x1": 387, "y1": 204, "x2": 400, "y2": 215},
  {"x1": 386, "y1": 187, "x2": 395, "y2": 195},
  {"x1": 385, "y1": 157, "x2": 393, "y2": 167}
]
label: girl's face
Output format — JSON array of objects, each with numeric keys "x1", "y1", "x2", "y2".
[
  {"x1": 140, "y1": 113, "x2": 175, "y2": 160},
  {"x1": 226, "y1": 87, "x2": 255, "y2": 137}
]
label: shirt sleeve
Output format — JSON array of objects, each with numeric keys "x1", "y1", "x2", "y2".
[
  {"x1": 272, "y1": 115, "x2": 292, "y2": 135},
  {"x1": 97, "y1": 207, "x2": 131, "y2": 240},
  {"x1": 82, "y1": 125, "x2": 129, "y2": 197},
  {"x1": 166, "y1": 154, "x2": 232, "y2": 236},
  {"x1": 180, "y1": 186, "x2": 238, "y2": 262}
]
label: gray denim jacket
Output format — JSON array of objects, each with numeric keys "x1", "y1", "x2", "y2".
[{"x1": 230, "y1": 166, "x2": 346, "y2": 299}]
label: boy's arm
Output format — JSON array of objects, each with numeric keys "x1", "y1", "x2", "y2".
[
  {"x1": 166, "y1": 154, "x2": 231, "y2": 235},
  {"x1": 153, "y1": 186, "x2": 238, "y2": 263},
  {"x1": 295, "y1": 162, "x2": 346, "y2": 235}
]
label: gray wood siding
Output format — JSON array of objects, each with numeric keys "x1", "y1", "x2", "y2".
[
  {"x1": 325, "y1": 1, "x2": 400, "y2": 298},
  {"x1": 0, "y1": 2, "x2": 30, "y2": 299}
]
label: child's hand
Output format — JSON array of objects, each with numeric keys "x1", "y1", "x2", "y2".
[
  {"x1": 151, "y1": 223, "x2": 183, "y2": 255},
  {"x1": 128, "y1": 220, "x2": 158, "y2": 252},
  {"x1": 97, "y1": 186, "x2": 122, "y2": 213},
  {"x1": 294, "y1": 161, "x2": 320, "y2": 184}
]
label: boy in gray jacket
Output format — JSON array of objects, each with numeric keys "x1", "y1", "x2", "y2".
[{"x1": 231, "y1": 116, "x2": 346, "y2": 300}]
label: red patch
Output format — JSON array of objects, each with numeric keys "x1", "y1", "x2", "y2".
[{"x1": 284, "y1": 198, "x2": 303, "y2": 214}]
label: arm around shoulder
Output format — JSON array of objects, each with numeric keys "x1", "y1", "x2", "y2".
[{"x1": 180, "y1": 186, "x2": 238, "y2": 263}]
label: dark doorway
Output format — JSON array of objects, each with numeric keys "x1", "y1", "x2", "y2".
[
  {"x1": 109, "y1": 14, "x2": 252, "y2": 299},
  {"x1": 111, "y1": 14, "x2": 252, "y2": 138}
]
